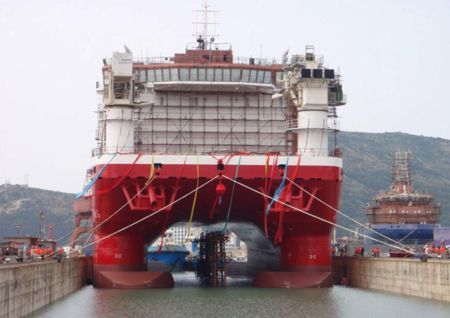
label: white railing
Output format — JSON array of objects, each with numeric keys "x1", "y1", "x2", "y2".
[
  {"x1": 106, "y1": 56, "x2": 281, "y2": 66},
  {"x1": 233, "y1": 56, "x2": 280, "y2": 66}
]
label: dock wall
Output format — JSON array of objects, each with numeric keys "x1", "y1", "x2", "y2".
[
  {"x1": 333, "y1": 256, "x2": 450, "y2": 302},
  {"x1": 0, "y1": 257, "x2": 91, "y2": 318}
]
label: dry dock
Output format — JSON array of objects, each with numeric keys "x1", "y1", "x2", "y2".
[
  {"x1": 0, "y1": 257, "x2": 91, "y2": 318},
  {"x1": 333, "y1": 256, "x2": 450, "y2": 302}
]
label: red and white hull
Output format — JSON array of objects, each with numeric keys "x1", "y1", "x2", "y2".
[{"x1": 90, "y1": 154, "x2": 342, "y2": 288}]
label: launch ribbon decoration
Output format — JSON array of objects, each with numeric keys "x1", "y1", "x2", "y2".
[
  {"x1": 222, "y1": 156, "x2": 241, "y2": 233},
  {"x1": 186, "y1": 156, "x2": 200, "y2": 240},
  {"x1": 76, "y1": 153, "x2": 117, "y2": 199},
  {"x1": 265, "y1": 156, "x2": 289, "y2": 216}
]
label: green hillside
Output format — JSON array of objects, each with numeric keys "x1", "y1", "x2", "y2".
[
  {"x1": 0, "y1": 131, "x2": 449, "y2": 241},
  {"x1": 0, "y1": 184, "x2": 74, "y2": 242}
]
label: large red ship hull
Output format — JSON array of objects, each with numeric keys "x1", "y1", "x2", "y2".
[{"x1": 90, "y1": 155, "x2": 342, "y2": 288}]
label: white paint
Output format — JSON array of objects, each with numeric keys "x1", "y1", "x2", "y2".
[
  {"x1": 91, "y1": 153, "x2": 343, "y2": 168},
  {"x1": 104, "y1": 107, "x2": 135, "y2": 153},
  {"x1": 296, "y1": 108, "x2": 329, "y2": 156},
  {"x1": 111, "y1": 52, "x2": 133, "y2": 76},
  {"x1": 283, "y1": 48, "x2": 340, "y2": 157}
]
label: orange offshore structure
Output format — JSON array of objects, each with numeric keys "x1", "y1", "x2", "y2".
[{"x1": 74, "y1": 2, "x2": 346, "y2": 288}]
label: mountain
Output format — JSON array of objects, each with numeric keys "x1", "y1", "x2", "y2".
[
  {"x1": 0, "y1": 131, "x2": 449, "y2": 242},
  {"x1": 0, "y1": 184, "x2": 75, "y2": 242}
]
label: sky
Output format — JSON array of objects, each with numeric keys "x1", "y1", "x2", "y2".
[{"x1": 1, "y1": 0, "x2": 449, "y2": 193}]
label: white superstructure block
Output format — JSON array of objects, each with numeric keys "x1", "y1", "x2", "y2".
[
  {"x1": 111, "y1": 52, "x2": 133, "y2": 76},
  {"x1": 302, "y1": 86, "x2": 328, "y2": 105},
  {"x1": 297, "y1": 82, "x2": 329, "y2": 156},
  {"x1": 105, "y1": 107, "x2": 135, "y2": 153},
  {"x1": 282, "y1": 46, "x2": 345, "y2": 157},
  {"x1": 297, "y1": 108, "x2": 329, "y2": 156}
]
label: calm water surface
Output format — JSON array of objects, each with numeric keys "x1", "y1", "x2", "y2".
[{"x1": 28, "y1": 272, "x2": 450, "y2": 318}]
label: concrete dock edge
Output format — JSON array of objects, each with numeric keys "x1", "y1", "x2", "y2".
[
  {"x1": 0, "y1": 257, "x2": 92, "y2": 318},
  {"x1": 333, "y1": 256, "x2": 450, "y2": 302}
]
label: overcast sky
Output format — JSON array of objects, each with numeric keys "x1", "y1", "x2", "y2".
[{"x1": 1, "y1": 0, "x2": 449, "y2": 193}]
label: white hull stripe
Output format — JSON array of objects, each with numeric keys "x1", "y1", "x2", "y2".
[{"x1": 92, "y1": 154, "x2": 343, "y2": 168}]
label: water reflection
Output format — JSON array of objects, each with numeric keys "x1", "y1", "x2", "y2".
[{"x1": 28, "y1": 272, "x2": 450, "y2": 318}]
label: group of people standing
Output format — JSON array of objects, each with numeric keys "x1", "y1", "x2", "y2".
[{"x1": 424, "y1": 244, "x2": 449, "y2": 258}]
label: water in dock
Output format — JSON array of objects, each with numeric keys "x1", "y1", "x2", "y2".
[{"x1": 28, "y1": 272, "x2": 450, "y2": 318}]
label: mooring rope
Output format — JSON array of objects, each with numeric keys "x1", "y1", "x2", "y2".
[
  {"x1": 55, "y1": 156, "x2": 156, "y2": 245},
  {"x1": 222, "y1": 175, "x2": 413, "y2": 254},
  {"x1": 285, "y1": 177, "x2": 411, "y2": 249},
  {"x1": 159, "y1": 155, "x2": 188, "y2": 251},
  {"x1": 79, "y1": 176, "x2": 219, "y2": 251},
  {"x1": 222, "y1": 156, "x2": 241, "y2": 233},
  {"x1": 186, "y1": 156, "x2": 200, "y2": 240}
]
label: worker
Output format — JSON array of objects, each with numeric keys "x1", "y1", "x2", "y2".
[
  {"x1": 439, "y1": 245, "x2": 446, "y2": 258},
  {"x1": 355, "y1": 246, "x2": 364, "y2": 256},
  {"x1": 55, "y1": 248, "x2": 64, "y2": 263},
  {"x1": 371, "y1": 247, "x2": 380, "y2": 257}
]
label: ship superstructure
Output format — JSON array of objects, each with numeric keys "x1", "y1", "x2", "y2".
[
  {"x1": 78, "y1": 3, "x2": 346, "y2": 288},
  {"x1": 365, "y1": 152, "x2": 440, "y2": 247}
]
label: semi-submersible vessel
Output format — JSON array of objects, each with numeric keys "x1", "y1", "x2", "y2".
[{"x1": 75, "y1": 9, "x2": 346, "y2": 288}]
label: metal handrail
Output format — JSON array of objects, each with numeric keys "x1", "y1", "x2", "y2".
[{"x1": 105, "y1": 56, "x2": 281, "y2": 66}]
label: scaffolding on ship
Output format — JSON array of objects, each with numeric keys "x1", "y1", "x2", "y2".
[{"x1": 196, "y1": 231, "x2": 228, "y2": 287}]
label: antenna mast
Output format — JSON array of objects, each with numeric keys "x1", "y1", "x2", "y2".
[
  {"x1": 193, "y1": 0, "x2": 218, "y2": 49},
  {"x1": 203, "y1": 0, "x2": 209, "y2": 40}
]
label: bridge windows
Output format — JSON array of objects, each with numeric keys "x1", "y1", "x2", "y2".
[
  {"x1": 163, "y1": 69, "x2": 170, "y2": 81},
  {"x1": 190, "y1": 68, "x2": 198, "y2": 81},
  {"x1": 180, "y1": 68, "x2": 189, "y2": 81},
  {"x1": 198, "y1": 68, "x2": 206, "y2": 81},
  {"x1": 215, "y1": 68, "x2": 223, "y2": 81},
  {"x1": 242, "y1": 69, "x2": 250, "y2": 82},
  {"x1": 206, "y1": 68, "x2": 214, "y2": 81},
  {"x1": 155, "y1": 69, "x2": 163, "y2": 82},
  {"x1": 133, "y1": 67, "x2": 277, "y2": 84},
  {"x1": 250, "y1": 69, "x2": 258, "y2": 82},
  {"x1": 223, "y1": 68, "x2": 231, "y2": 81},
  {"x1": 147, "y1": 69, "x2": 155, "y2": 82},
  {"x1": 231, "y1": 68, "x2": 241, "y2": 81},
  {"x1": 170, "y1": 68, "x2": 179, "y2": 81}
]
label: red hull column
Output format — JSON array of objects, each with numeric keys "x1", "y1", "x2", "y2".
[
  {"x1": 253, "y1": 234, "x2": 333, "y2": 288},
  {"x1": 253, "y1": 179, "x2": 340, "y2": 288},
  {"x1": 93, "y1": 232, "x2": 174, "y2": 288}
]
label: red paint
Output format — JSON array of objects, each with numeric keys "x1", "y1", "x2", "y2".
[{"x1": 91, "y1": 161, "x2": 342, "y2": 288}]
